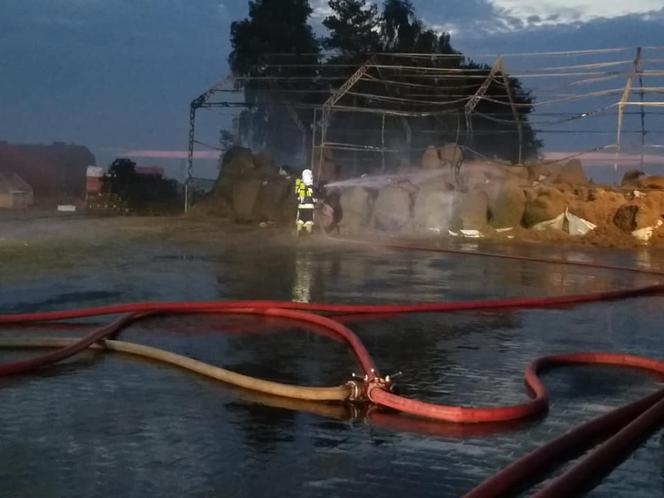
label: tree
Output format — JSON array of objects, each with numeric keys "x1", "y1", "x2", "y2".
[
  {"x1": 323, "y1": 0, "x2": 381, "y2": 56},
  {"x1": 107, "y1": 158, "x2": 136, "y2": 181},
  {"x1": 103, "y1": 158, "x2": 179, "y2": 213},
  {"x1": 229, "y1": 0, "x2": 319, "y2": 76},
  {"x1": 228, "y1": 0, "x2": 320, "y2": 164},
  {"x1": 320, "y1": 0, "x2": 540, "y2": 164},
  {"x1": 226, "y1": 0, "x2": 540, "y2": 168},
  {"x1": 380, "y1": 0, "x2": 453, "y2": 54}
]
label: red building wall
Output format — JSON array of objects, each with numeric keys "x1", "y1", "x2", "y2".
[{"x1": 0, "y1": 141, "x2": 96, "y2": 204}]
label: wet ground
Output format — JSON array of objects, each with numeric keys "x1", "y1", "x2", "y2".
[{"x1": 1, "y1": 214, "x2": 664, "y2": 497}]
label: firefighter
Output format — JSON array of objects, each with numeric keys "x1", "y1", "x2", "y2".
[{"x1": 295, "y1": 169, "x2": 316, "y2": 234}]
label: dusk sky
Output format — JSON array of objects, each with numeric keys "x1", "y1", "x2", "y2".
[{"x1": 1, "y1": 1, "x2": 663, "y2": 179}]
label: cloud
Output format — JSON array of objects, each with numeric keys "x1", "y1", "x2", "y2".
[
  {"x1": 491, "y1": 0, "x2": 663, "y2": 24},
  {"x1": 450, "y1": 7, "x2": 664, "y2": 53},
  {"x1": 310, "y1": 0, "x2": 332, "y2": 18}
]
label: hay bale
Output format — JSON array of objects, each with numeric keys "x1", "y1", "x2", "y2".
[
  {"x1": 219, "y1": 147, "x2": 255, "y2": 179},
  {"x1": 213, "y1": 147, "x2": 257, "y2": 202},
  {"x1": 505, "y1": 165, "x2": 529, "y2": 182},
  {"x1": 253, "y1": 177, "x2": 292, "y2": 223},
  {"x1": 523, "y1": 187, "x2": 568, "y2": 227},
  {"x1": 188, "y1": 195, "x2": 231, "y2": 218},
  {"x1": 529, "y1": 163, "x2": 562, "y2": 182},
  {"x1": 412, "y1": 184, "x2": 455, "y2": 234},
  {"x1": 570, "y1": 188, "x2": 625, "y2": 226},
  {"x1": 556, "y1": 159, "x2": 588, "y2": 185},
  {"x1": 452, "y1": 192, "x2": 489, "y2": 231},
  {"x1": 437, "y1": 144, "x2": 463, "y2": 167},
  {"x1": 644, "y1": 191, "x2": 664, "y2": 213},
  {"x1": 638, "y1": 176, "x2": 664, "y2": 190},
  {"x1": 422, "y1": 146, "x2": 442, "y2": 169},
  {"x1": 613, "y1": 205, "x2": 639, "y2": 232},
  {"x1": 636, "y1": 205, "x2": 662, "y2": 227},
  {"x1": 231, "y1": 178, "x2": 262, "y2": 222},
  {"x1": 489, "y1": 182, "x2": 527, "y2": 228},
  {"x1": 253, "y1": 151, "x2": 279, "y2": 176},
  {"x1": 339, "y1": 187, "x2": 372, "y2": 232},
  {"x1": 372, "y1": 185, "x2": 413, "y2": 232},
  {"x1": 613, "y1": 204, "x2": 661, "y2": 231},
  {"x1": 622, "y1": 170, "x2": 645, "y2": 187}
]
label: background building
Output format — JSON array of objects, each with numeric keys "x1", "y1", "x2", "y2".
[{"x1": 0, "y1": 141, "x2": 96, "y2": 206}]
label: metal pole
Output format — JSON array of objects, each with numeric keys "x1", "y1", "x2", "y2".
[
  {"x1": 381, "y1": 113, "x2": 386, "y2": 173},
  {"x1": 317, "y1": 108, "x2": 328, "y2": 184},
  {"x1": 310, "y1": 107, "x2": 317, "y2": 172},
  {"x1": 464, "y1": 57, "x2": 502, "y2": 160},
  {"x1": 185, "y1": 102, "x2": 197, "y2": 213},
  {"x1": 615, "y1": 48, "x2": 640, "y2": 185},
  {"x1": 500, "y1": 61, "x2": 524, "y2": 164},
  {"x1": 639, "y1": 75, "x2": 646, "y2": 169},
  {"x1": 637, "y1": 48, "x2": 646, "y2": 170}
]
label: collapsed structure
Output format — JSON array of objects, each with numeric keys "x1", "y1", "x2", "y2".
[{"x1": 187, "y1": 46, "x2": 664, "y2": 246}]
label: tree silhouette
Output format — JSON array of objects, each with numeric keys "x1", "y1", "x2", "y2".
[
  {"x1": 323, "y1": 0, "x2": 381, "y2": 55},
  {"x1": 229, "y1": 0, "x2": 319, "y2": 76},
  {"x1": 229, "y1": 0, "x2": 320, "y2": 164},
  {"x1": 228, "y1": 0, "x2": 541, "y2": 168},
  {"x1": 321, "y1": 0, "x2": 540, "y2": 164}
]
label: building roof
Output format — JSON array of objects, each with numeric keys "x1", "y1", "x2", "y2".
[
  {"x1": 0, "y1": 173, "x2": 33, "y2": 194},
  {"x1": 0, "y1": 141, "x2": 95, "y2": 199}
]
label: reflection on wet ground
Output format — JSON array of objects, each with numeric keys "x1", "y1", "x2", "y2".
[{"x1": 1, "y1": 232, "x2": 664, "y2": 497}]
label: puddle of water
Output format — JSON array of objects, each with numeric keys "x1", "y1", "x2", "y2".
[{"x1": 1, "y1": 235, "x2": 663, "y2": 497}]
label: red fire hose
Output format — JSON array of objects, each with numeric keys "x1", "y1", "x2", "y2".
[{"x1": 1, "y1": 242, "x2": 663, "y2": 496}]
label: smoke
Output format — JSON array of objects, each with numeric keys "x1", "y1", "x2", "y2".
[{"x1": 324, "y1": 160, "x2": 518, "y2": 236}]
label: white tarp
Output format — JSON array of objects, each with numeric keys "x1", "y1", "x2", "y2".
[
  {"x1": 633, "y1": 220, "x2": 663, "y2": 242},
  {"x1": 448, "y1": 229, "x2": 484, "y2": 238},
  {"x1": 532, "y1": 208, "x2": 596, "y2": 236}
]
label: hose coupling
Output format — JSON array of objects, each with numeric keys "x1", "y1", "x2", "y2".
[
  {"x1": 345, "y1": 378, "x2": 366, "y2": 402},
  {"x1": 347, "y1": 369, "x2": 402, "y2": 401},
  {"x1": 365, "y1": 369, "x2": 401, "y2": 399}
]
